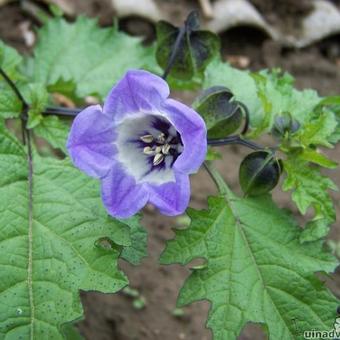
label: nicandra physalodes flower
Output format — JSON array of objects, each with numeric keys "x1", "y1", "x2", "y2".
[{"x1": 67, "y1": 70, "x2": 207, "y2": 218}]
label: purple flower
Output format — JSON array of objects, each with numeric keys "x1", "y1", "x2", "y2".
[{"x1": 67, "y1": 70, "x2": 207, "y2": 218}]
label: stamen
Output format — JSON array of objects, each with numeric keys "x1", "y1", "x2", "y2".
[
  {"x1": 153, "y1": 153, "x2": 165, "y2": 166},
  {"x1": 155, "y1": 146, "x2": 162, "y2": 154},
  {"x1": 140, "y1": 134, "x2": 154, "y2": 143},
  {"x1": 162, "y1": 144, "x2": 171, "y2": 155},
  {"x1": 143, "y1": 146, "x2": 155, "y2": 155},
  {"x1": 157, "y1": 133, "x2": 166, "y2": 144}
]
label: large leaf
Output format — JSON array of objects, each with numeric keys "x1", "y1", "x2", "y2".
[
  {"x1": 31, "y1": 16, "x2": 158, "y2": 99},
  {"x1": 282, "y1": 157, "x2": 337, "y2": 241},
  {"x1": 0, "y1": 128, "x2": 135, "y2": 338},
  {"x1": 161, "y1": 193, "x2": 338, "y2": 340}
]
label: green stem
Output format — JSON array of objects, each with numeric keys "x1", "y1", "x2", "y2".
[{"x1": 203, "y1": 161, "x2": 233, "y2": 197}]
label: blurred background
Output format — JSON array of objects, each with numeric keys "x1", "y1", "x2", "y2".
[{"x1": 0, "y1": 0, "x2": 339, "y2": 339}]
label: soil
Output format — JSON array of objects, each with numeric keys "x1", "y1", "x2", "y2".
[
  {"x1": 0, "y1": 1, "x2": 339, "y2": 340},
  {"x1": 249, "y1": 0, "x2": 313, "y2": 29}
]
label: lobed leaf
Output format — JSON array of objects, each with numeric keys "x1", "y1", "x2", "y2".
[
  {"x1": 31, "y1": 16, "x2": 158, "y2": 99},
  {"x1": 120, "y1": 215, "x2": 147, "y2": 266},
  {"x1": 282, "y1": 157, "x2": 337, "y2": 236},
  {"x1": 161, "y1": 194, "x2": 338, "y2": 340},
  {"x1": 0, "y1": 129, "x2": 136, "y2": 339},
  {"x1": 294, "y1": 109, "x2": 337, "y2": 148}
]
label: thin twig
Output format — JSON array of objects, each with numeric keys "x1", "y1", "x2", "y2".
[
  {"x1": 208, "y1": 135, "x2": 264, "y2": 151},
  {"x1": 43, "y1": 106, "x2": 82, "y2": 117},
  {"x1": 162, "y1": 26, "x2": 186, "y2": 80},
  {"x1": 203, "y1": 161, "x2": 233, "y2": 197}
]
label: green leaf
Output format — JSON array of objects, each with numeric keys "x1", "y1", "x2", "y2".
[
  {"x1": 25, "y1": 83, "x2": 49, "y2": 129},
  {"x1": 61, "y1": 322, "x2": 84, "y2": 340},
  {"x1": 205, "y1": 147, "x2": 222, "y2": 161},
  {"x1": 34, "y1": 115, "x2": 69, "y2": 153},
  {"x1": 250, "y1": 72, "x2": 275, "y2": 136},
  {"x1": 0, "y1": 129, "x2": 135, "y2": 338},
  {"x1": 299, "y1": 148, "x2": 338, "y2": 169},
  {"x1": 319, "y1": 96, "x2": 340, "y2": 106},
  {"x1": 0, "y1": 88, "x2": 22, "y2": 119},
  {"x1": 250, "y1": 70, "x2": 321, "y2": 137},
  {"x1": 31, "y1": 16, "x2": 158, "y2": 99},
  {"x1": 295, "y1": 109, "x2": 337, "y2": 148},
  {"x1": 161, "y1": 195, "x2": 338, "y2": 340},
  {"x1": 120, "y1": 215, "x2": 147, "y2": 266},
  {"x1": 282, "y1": 157, "x2": 337, "y2": 225},
  {"x1": 300, "y1": 219, "x2": 330, "y2": 244},
  {"x1": 0, "y1": 40, "x2": 23, "y2": 79},
  {"x1": 0, "y1": 41, "x2": 24, "y2": 119},
  {"x1": 47, "y1": 78, "x2": 78, "y2": 102},
  {"x1": 318, "y1": 97, "x2": 340, "y2": 145}
]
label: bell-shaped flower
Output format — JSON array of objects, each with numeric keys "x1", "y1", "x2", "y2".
[{"x1": 67, "y1": 70, "x2": 207, "y2": 218}]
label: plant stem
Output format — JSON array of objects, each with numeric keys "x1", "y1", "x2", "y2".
[
  {"x1": 0, "y1": 67, "x2": 28, "y2": 110},
  {"x1": 162, "y1": 25, "x2": 186, "y2": 80},
  {"x1": 43, "y1": 106, "x2": 82, "y2": 117},
  {"x1": 207, "y1": 135, "x2": 264, "y2": 151},
  {"x1": 203, "y1": 161, "x2": 233, "y2": 197}
]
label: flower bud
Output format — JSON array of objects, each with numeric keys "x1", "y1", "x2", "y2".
[
  {"x1": 193, "y1": 86, "x2": 244, "y2": 138},
  {"x1": 239, "y1": 151, "x2": 282, "y2": 196},
  {"x1": 272, "y1": 112, "x2": 300, "y2": 138}
]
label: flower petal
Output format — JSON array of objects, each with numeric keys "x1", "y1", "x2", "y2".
[
  {"x1": 161, "y1": 98, "x2": 207, "y2": 174},
  {"x1": 101, "y1": 163, "x2": 149, "y2": 218},
  {"x1": 146, "y1": 173, "x2": 190, "y2": 215},
  {"x1": 103, "y1": 69, "x2": 170, "y2": 122},
  {"x1": 67, "y1": 105, "x2": 116, "y2": 178}
]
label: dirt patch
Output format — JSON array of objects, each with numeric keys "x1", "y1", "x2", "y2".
[
  {"x1": 249, "y1": 0, "x2": 313, "y2": 30},
  {"x1": 0, "y1": 2, "x2": 339, "y2": 340}
]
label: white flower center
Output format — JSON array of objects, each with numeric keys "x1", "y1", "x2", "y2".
[{"x1": 115, "y1": 113, "x2": 183, "y2": 184}]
